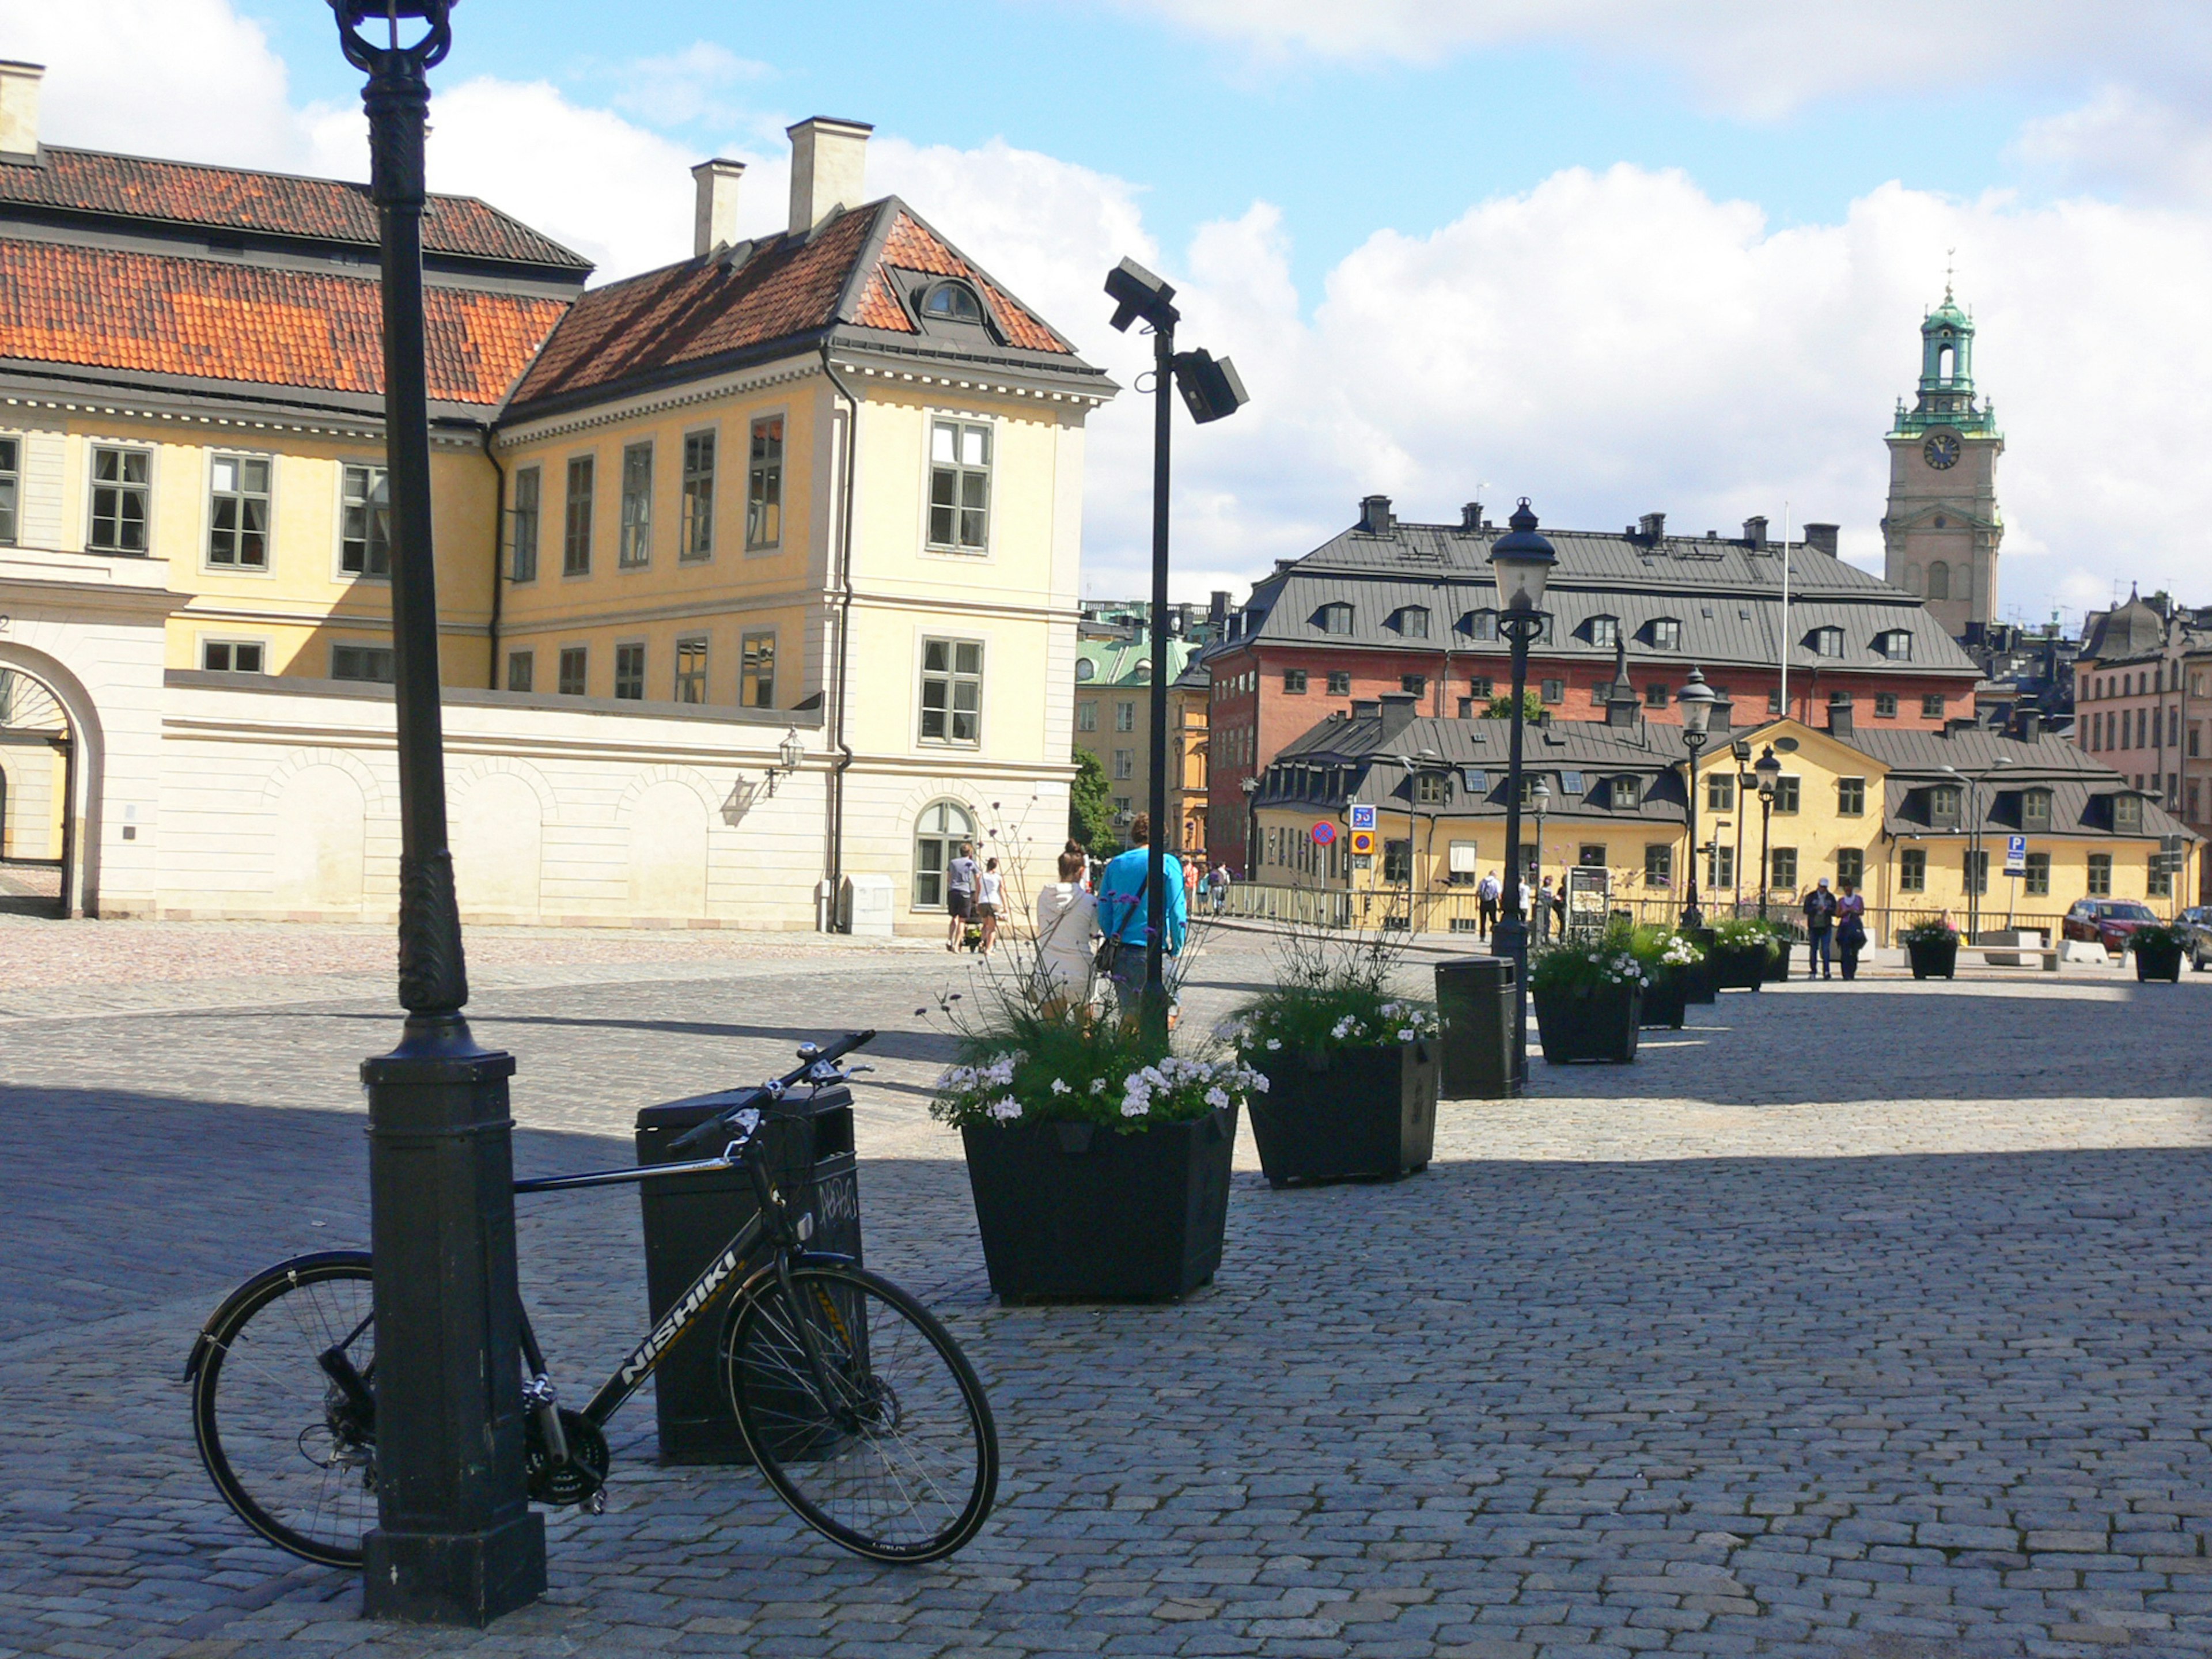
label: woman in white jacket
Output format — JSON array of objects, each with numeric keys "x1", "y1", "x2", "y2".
[{"x1": 1032, "y1": 847, "x2": 1099, "y2": 1015}]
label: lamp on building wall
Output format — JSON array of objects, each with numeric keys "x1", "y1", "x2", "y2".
[
  {"x1": 1755, "y1": 744, "x2": 1782, "y2": 919},
  {"x1": 1487, "y1": 499, "x2": 1556, "y2": 1090},
  {"x1": 327, "y1": 0, "x2": 544, "y2": 1624},
  {"x1": 1677, "y1": 666, "x2": 1716, "y2": 930},
  {"x1": 1103, "y1": 255, "x2": 1248, "y2": 1040},
  {"x1": 758, "y1": 726, "x2": 805, "y2": 798}
]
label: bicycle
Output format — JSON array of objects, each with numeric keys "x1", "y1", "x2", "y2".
[{"x1": 184, "y1": 1031, "x2": 998, "y2": 1569}]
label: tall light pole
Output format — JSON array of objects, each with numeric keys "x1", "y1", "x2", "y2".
[
  {"x1": 1488, "y1": 499, "x2": 1557, "y2": 1090},
  {"x1": 1755, "y1": 744, "x2": 1781, "y2": 921},
  {"x1": 1530, "y1": 775, "x2": 1553, "y2": 938},
  {"x1": 1944, "y1": 755, "x2": 2013, "y2": 941},
  {"x1": 1677, "y1": 667, "x2": 1716, "y2": 930},
  {"x1": 328, "y1": 0, "x2": 543, "y2": 1624},
  {"x1": 1104, "y1": 258, "x2": 1247, "y2": 1041}
]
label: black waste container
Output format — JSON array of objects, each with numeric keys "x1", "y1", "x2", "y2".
[
  {"x1": 1686, "y1": 928, "x2": 1719, "y2": 1003},
  {"x1": 1435, "y1": 955, "x2": 1518, "y2": 1099},
  {"x1": 634, "y1": 1084, "x2": 861, "y2": 1464}
]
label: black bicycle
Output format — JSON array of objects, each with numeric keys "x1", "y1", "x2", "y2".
[{"x1": 185, "y1": 1031, "x2": 997, "y2": 1568}]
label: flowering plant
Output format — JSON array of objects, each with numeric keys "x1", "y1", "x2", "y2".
[
  {"x1": 925, "y1": 1002, "x2": 1264, "y2": 1134},
  {"x1": 1626, "y1": 923, "x2": 1705, "y2": 971},
  {"x1": 1221, "y1": 928, "x2": 1438, "y2": 1059},
  {"x1": 1897, "y1": 915, "x2": 1959, "y2": 945},
  {"x1": 1713, "y1": 916, "x2": 1785, "y2": 956},
  {"x1": 1530, "y1": 921, "x2": 1652, "y2": 997}
]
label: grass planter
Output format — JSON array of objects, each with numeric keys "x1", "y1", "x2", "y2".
[
  {"x1": 2135, "y1": 939, "x2": 2184, "y2": 983},
  {"x1": 1249, "y1": 1043, "x2": 1437, "y2": 1188},
  {"x1": 960, "y1": 1105, "x2": 1237, "y2": 1303},
  {"x1": 1708, "y1": 942, "x2": 1772, "y2": 992},
  {"x1": 1533, "y1": 982, "x2": 1642, "y2": 1064},
  {"x1": 1906, "y1": 937, "x2": 1959, "y2": 980}
]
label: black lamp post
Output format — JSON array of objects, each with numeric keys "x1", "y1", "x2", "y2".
[
  {"x1": 1944, "y1": 755, "x2": 2013, "y2": 941},
  {"x1": 329, "y1": 0, "x2": 544, "y2": 1624},
  {"x1": 1755, "y1": 744, "x2": 1782, "y2": 921},
  {"x1": 1677, "y1": 666, "x2": 1716, "y2": 930},
  {"x1": 1103, "y1": 257, "x2": 1247, "y2": 1042},
  {"x1": 1488, "y1": 500, "x2": 1555, "y2": 1088},
  {"x1": 1530, "y1": 775, "x2": 1552, "y2": 937}
]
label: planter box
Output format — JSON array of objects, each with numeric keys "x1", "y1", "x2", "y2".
[
  {"x1": 1683, "y1": 934, "x2": 1718, "y2": 1003},
  {"x1": 1533, "y1": 982, "x2": 1642, "y2": 1064},
  {"x1": 2135, "y1": 941, "x2": 2184, "y2": 982},
  {"x1": 1708, "y1": 942, "x2": 1771, "y2": 992},
  {"x1": 1639, "y1": 965, "x2": 1699, "y2": 1029},
  {"x1": 961, "y1": 1105, "x2": 1237, "y2": 1303},
  {"x1": 1251, "y1": 1043, "x2": 1437, "y2": 1188},
  {"x1": 1766, "y1": 940, "x2": 1796, "y2": 983},
  {"x1": 1906, "y1": 937, "x2": 1959, "y2": 980}
]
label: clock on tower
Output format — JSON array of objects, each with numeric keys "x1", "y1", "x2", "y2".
[{"x1": 1880, "y1": 285, "x2": 2003, "y2": 641}]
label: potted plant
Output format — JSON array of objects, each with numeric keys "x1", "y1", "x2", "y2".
[
  {"x1": 1221, "y1": 934, "x2": 1440, "y2": 1188},
  {"x1": 2131, "y1": 921, "x2": 2186, "y2": 983},
  {"x1": 1900, "y1": 915, "x2": 1959, "y2": 980},
  {"x1": 1708, "y1": 918, "x2": 1779, "y2": 992},
  {"x1": 933, "y1": 1004, "x2": 1265, "y2": 1303},
  {"x1": 1530, "y1": 927, "x2": 1648, "y2": 1063},
  {"x1": 1629, "y1": 926, "x2": 1706, "y2": 1029}
]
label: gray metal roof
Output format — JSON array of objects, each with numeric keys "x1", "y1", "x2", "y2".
[{"x1": 1237, "y1": 518, "x2": 1975, "y2": 681}]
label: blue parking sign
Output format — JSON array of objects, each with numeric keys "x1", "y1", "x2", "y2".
[
  {"x1": 1349, "y1": 803, "x2": 1377, "y2": 831},
  {"x1": 2005, "y1": 834, "x2": 2027, "y2": 876}
]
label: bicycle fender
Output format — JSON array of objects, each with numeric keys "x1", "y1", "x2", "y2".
[{"x1": 183, "y1": 1249, "x2": 372, "y2": 1382}]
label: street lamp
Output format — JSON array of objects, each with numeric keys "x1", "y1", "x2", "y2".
[
  {"x1": 328, "y1": 0, "x2": 544, "y2": 1624},
  {"x1": 1754, "y1": 744, "x2": 1782, "y2": 921},
  {"x1": 1943, "y1": 755, "x2": 2014, "y2": 941},
  {"x1": 1104, "y1": 257, "x2": 1248, "y2": 1041},
  {"x1": 1488, "y1": 499, "x2": 1556, "y2": 1090},
  {"x1": 1530, "y1": 774, "x2": 1553, "y2": 939},
  {"x1": 1393, "y1": 749, "x2": 1445, "y2": 934},
  {"x1": 1677, "y1": 666, "x2": 1716, "y2": 930}
]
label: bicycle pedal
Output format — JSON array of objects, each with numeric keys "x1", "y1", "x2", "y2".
[{"x1": 587, "y1": 1489, "x2": 607, "y2": 1516}]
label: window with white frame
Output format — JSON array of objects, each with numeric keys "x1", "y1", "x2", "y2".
[
  {"x1": 747, "y1": 416, "x2": 782, "y2": 550},
  {"x1": 563, "y1": 456, "x2": 593, "y2": 575},
  {"x1": 1649, "y1": 618, "x2": 1681, "y2": 650},
  {"x1": 1461, "y1": 609, "x2": 1498, "y2": 641},
  {"x1": 618, "y1": 442, "x2": 652, "y2": 567},
  {"x1": 509, "y1": 464, "x2": 540, "y2": 583},
  {"x1": 506, "y1": 650, "x2": 534, "y2": 692},
  {"x1": 741, "y1": 631, "x2": 775, "y2": 709},
  {"x1": 1588, "y1": 616, "x2": 1619, "y2": 649},
  {"x1": 200, "y1": 639, "x2": 265, "y2": 672},
  {"x1": 1809, "y1": 626, "x2": 1844, "y2": 658},
  {"x1": 1877, "y1": 630, "x2": 1913, "y2": 661},
  {"x1": 558, "y1": 645, "x2": 587, "y2": 695},
  {"x1": 680, "y1": 431, "x2": 714, "y2": 560},
  {"x1": 0, "y1": 436, "x2": 20, "y2": 545},
  {"x1": 913, "y1": 799, "x2": 976, "y2": 908},
  {"x1": 340, "y1": 464, "x2": 389, "y2": 576},
  {"x1": 207, "y1": 453, "x2": 271, "y2": 568},
  {"x1": 1113, "y1": 748, "x2": 1134, "y2": 780},
  {"x1": 1394, "y1": 606, "x2": 1431, "y2": 638},
  {"x1": 927, "y1": 419, "x2": 990, "y2": 551},
  {"x1": 1076, "y1": 700, "x2": 1097, "y2": 732},
  {"x1": 331, "y1": 643, "x2": 395, "y2": 682},
  {"x1": 90, "y1": 446, "x2": 151, "y2": 554},
  {"x1": 1115, "y1": 700, "x2": 1135, "y2": 733},
  {"x1": 674, "y1": 635, "x2": 708, "y2": 703},
  {"x1": 919, "y1": 638, "x2": 983, "y2": 745},
  {"x1": 614, "y1": 642, "x2": 645, "y2": 700}
]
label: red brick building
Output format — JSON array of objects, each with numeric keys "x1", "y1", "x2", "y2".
[{"x1": 1205, "y1": 498, "x2": 1985, "y2": 872}]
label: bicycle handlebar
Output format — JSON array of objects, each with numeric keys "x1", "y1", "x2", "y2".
[{"x1": 665, "y1": 1029, "x2": 877, "y2": 1154}]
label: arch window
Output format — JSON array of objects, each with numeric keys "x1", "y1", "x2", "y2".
[
  {"x1": 1315, "y1": 602, "x2": 1354, "y2": 635},
  {"x1": 912, "y1": 799, "x2": 976, "y2": 909},
  {"x1": 921, "y1": 281, "x2": 986, "y2": 324},
  {"x1": 1927, "y1": 562, "x2": 1950, "y2": 600}
]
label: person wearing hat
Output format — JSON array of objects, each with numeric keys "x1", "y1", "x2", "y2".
[{"x1": 1803, "y1": 876, "x2": 1840, "y2": 980}]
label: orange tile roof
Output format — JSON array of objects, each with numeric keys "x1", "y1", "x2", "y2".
[
  {"x1": 0, "y1": 238, "x2": 569, "y2": 406},
  {"x1": 509, "y1": 200, "x2": 1075, "y2": 411},
  {"x1": 0, "y1": 147, "x2": 590, "y2": 271}
]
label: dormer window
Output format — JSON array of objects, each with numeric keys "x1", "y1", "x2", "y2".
[
  {"x1": 1612, "y1": 775, "x2": 1642, "y2": 810},
  {"x1": 1588, "y1": 616, "x2": 1619, "y2": 649},
  {"x1": 1808, "y1": 626, "x2": 1844, "y2": 658},
  {"x1": 2113, "y1": 793, "x2": 2143, "y2": 834},
  {"x1": 1392, "y1": 605, "x2": 1431, "y2": 638},
  {"x1": 1460, "y1": 609, "x2": 1498, "y2": 641},
  {"x1": 2021, "y1": 787, "x2": 2053, "y2": 831},
  {"x1": 1876, "y1": 629, "x2": 1913, "y2": 661},
  {"x1": 1930, "y1": 784, "x2": 1963, "y2": 827},
  {"x1": 1648, "y1": 618, "x2": 1681, "y2": 651},
  {"x1": 1315, "y1": 603, "x2": 1354, "y2": 635},
  {"x1": 920, "y1": 281, "x2": 986, "y2": 324}
]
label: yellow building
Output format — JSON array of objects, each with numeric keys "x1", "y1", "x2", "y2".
[{"x1": 1246, "y1": 694, "x2": 2201, "y2": 940}]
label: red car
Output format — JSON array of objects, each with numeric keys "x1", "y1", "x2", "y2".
[{"x1": 2061, "y1": 898, "x2": 2160, "y2": 956}]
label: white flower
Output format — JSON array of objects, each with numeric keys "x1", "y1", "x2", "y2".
[
  {"x1": 1204, "y1": 1085, "x2": 1230, "y2": 1109},
  {"x1": 1050, "y1": 1077, "x2": 1071, "y2": 1095},
  {"x1": 1249, "y1": 1071, "x2": 1270, "y2": 1092},
  {"x1": 987, "y1": 1095, "x2": 1023, "y2": 1122},
  {"x1": 1089, "y1": 1078, "x2": 1107, "y2": 1095},
  {"x1": 1397, "y1": 1028, "x2": 1416, "y2": 1042},
  {"x1": 1265, "y1": 1037, "x2": 1282, "y2": 1051},
  {"x1": 1120, "y1": 1097, "x2": 1148, "y2": 1119}
]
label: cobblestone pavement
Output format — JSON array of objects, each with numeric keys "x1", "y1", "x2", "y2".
[{"x1": 3, "y1": 920, "x2": 2211, "y2": 1658}]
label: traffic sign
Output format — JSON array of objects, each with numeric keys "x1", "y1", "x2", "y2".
[
  {"x1": 1311, "y1": 821, "x2": 1337, "y2": 846},
  {"x1": 1349, "y1": 830, "x2": 1376, "y2": 855},
  {"x1": 2004, "y1": 834, "x2": 2027, "y2": 877},
  {"x1": 1349, "y1": 803, "x2": 1377, "y2": 831}
]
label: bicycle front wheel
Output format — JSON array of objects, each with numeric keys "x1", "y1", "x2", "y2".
[
  {"x1": 188, "y1": 1252, "x2": 377, "y2": 1569},
  {"x1": 722, "y1": 1264, "x2": 997, "y2": 1563}
]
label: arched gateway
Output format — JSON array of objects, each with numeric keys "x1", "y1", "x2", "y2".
[{"x1": 0, "y1": 663, "x2": 74, "y2": 917}]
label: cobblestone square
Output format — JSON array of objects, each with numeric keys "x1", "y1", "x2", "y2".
[{"x1": 2, "y1": 919, "x2": 2210, "y2": 1658}]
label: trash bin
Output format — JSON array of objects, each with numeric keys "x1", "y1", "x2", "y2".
[
  {"x1": 633, "y1": 1084, "x2": 861, "y2": 1464},
  {"x1": 1686, "y1": 929, "x2": 1718, "y2": 1003},
  {"x1": 1435, "y1": 955, "x2": 1517, "y2": 1099}
]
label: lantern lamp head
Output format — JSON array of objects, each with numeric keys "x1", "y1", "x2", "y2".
[
  {"x1": 1486, "y1": 498, "x2": 1556, "y2": 613},
  {"x1": 1678, "y1": 665, "x2": 1716, "y2": 740},
  {"x1": 1755, "y1": 744, "x2": 1782, "y2": 797},
  {"x1": 328, "y1": 0, "x2": 454, "y2": 71}
]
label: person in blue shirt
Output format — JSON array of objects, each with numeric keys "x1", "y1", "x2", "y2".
[{"x1": 1094, "y1": 813, "x2": 1187, "y2": 1015}]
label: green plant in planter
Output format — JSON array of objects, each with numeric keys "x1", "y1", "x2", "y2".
[
  {"x1": 1217, "y1": 930, "x2": 1440, "y2": 1059},
  {"x1": 1897, "y1": 915, "x2": 1959, "y2": 946},
  {"x1": 928, "y1": 1004, "x2": 1265, "y2": 1134},
  {"x1": 1628, "y1": 925, "x2": 1705, "y2": 970},
  {"x1": 2131, "y1": 921, "x2": 2187, "y2": 952},
  {"x1": 1529, "y1": 929, "x2": 1651, "y2": 996},
  {"x1": 1712, "y1": 916, "x2": 1782, "y2": 956}
]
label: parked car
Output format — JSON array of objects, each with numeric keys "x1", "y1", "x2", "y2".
[
  {"x1": 2179, "y1": 906, "x2": 2212, "y2": 972},
  {"x1": 2061, "y1": 898, "x2": 2161, "y2": 957}
]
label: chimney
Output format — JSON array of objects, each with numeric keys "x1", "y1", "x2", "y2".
[
  {"x1": 1377, "y1": 692, "x2": 1419, "y2": 742},
  {"x1": 2018, "y1": 709, "x2": 2042, "y2": 741},
  {"x1": 0, "y1": 62, "x2": 40, "y2": 163},
  {"x1": 1208, "y1": 590, "x2": 1230, "y2": 635},
  {"x1": 691, "y1": 158, "x2": 745, "y2": 257},
  {"x1": 1638, "y1": 512, "x2": 1666, "y2": 543},
  {"x1": 787, "y1": 118, "x2": 872, "y2": 236},
  {"x1": 1358, "y1": 494, "x2": 1393, "y2": 535},
  {"x1": 1350, "y1": 699, "x2": 1381, "y2": 722},
  {"x1": 1803, "y1": 522, "x2": 1840, "y2": 556},
  {"x1": 1827, "y1": 694, "x2": 1854, "y2": 736},
  {"x1": 1743, "y1": 515, "x2": 1768, "y2": 547},
  {"x1": 1461, "y1": 501, "x2": 1483, "y2": 531}
]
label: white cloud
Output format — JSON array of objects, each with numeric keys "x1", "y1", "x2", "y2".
[
  {"x1": 610, "y1": 42, "x2": 772, "y2": 132},
  {"x1": 2012, "y1": 86, "x2": 2212, "y2": 208}
]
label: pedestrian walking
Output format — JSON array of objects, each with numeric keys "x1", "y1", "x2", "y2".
[
  {"x1": 1536, "y1": 875, "x2": 1558, "y2": 942},
  {"x1": 975, "y1": 857, "x2": 1004, "y2": 954},
  {"x1": 1476, "y1": 869, "x2": 1500, "y2": 938},
  {"x1": 1804, "y1": 877, "x2": 1839, "y2": 979},
  {"x1": 1836, "y1": 881, "x2": 1867, "y2": 981},
  {"x1": 1182, "y1": 857, "x2": 1199, "y2": 919},
  {"x1": 1033, "y1": 848, "x2": 1099, "y2": 1016},
  {"x1": 1210, "y1": 861, "x2": 1230, "y2": 914},
  {"x1": 1093, "y1": 814, "x2": 1188, "y2": 1027},
  {"x1": 945, "y1": 840, "x2": 978, "y2": 952}
]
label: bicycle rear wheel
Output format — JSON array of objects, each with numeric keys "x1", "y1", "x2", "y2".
[
  {"x1": 722, "y1": 1263, "x2": 997, "y2": 1563},
  {"x1": 188, "y1": 1252, "x2": 376, "y2": 1568}
]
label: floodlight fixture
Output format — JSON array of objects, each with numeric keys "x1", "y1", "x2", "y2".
[
  {"x1": 1172, "y1": 348, "x2": 1248, "y2": 425},
  {"x1": 1105, "y1": 256, "x2": 1178, "y2": 334}
]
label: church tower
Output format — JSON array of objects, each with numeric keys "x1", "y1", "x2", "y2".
[{"x1": 1881, "y1": 286, "x2": 2003, "y2": 638}]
